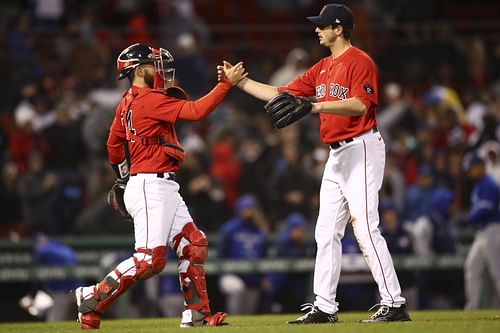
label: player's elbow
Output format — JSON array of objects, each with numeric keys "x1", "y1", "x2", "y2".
[
  {"x1": 357, "y1": 104, "x2": 368, "y2": 116},
  {"x1": 351, "y1": 98, "x2": 368, "y2": 116}
]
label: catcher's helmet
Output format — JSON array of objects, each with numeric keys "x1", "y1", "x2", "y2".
[{"x1": 116, "y1": 43, "x2": 175, "y2": 89}]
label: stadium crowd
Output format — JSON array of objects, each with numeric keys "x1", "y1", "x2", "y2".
[{"x1": 0, "y1": 0, "x2": 499, "y2": 317}]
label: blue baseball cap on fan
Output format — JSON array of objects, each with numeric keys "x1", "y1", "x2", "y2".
[{"x1": 307, "y1": 4, "x2": 355, "y2": 30}]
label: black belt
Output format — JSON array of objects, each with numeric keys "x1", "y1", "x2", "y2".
[
  {"x1": 130, "y1": 172, "x2": 176, "y2": 180},
  {"x1": 329, "y1": 126, "x2": 379, "y2": 150}
]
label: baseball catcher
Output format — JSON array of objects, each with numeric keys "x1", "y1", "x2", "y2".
[{"x1": 264, "y1": 91, "x2": 313, "y2": 129}]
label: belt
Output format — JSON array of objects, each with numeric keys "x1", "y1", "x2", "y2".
[
  {"x1": 130, "y1": 172, "x2": 176, "y2": 180},
  {"x1": 329, "y1": 126, "x2": 379, "y2": 150}
]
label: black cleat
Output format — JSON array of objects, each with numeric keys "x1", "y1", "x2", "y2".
[
  {"x1": 361, "y1": 303, "x2": 411, "y2": 322},
  {"x1": 288, "y1": 303, "x2": 338, "y2": 324}
]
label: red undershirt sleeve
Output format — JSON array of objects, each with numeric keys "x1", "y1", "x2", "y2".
[{"x1": 178, "y1": 81, "x2": 232, "y2": 121}]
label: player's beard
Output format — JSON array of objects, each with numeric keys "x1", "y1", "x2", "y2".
[{"x1": 144, "y1": 71, "x2": 155, "y2": 88}]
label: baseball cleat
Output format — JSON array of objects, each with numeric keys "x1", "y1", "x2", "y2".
[
  {"x1": 75, "y1": 287, "x2": 101, "y2": 329},
  {"x1": 180, "y1": 310, "x2": 229, "y2": 328},
  {"x1": 361, "y1": 303, "x2": 411, "y2": 322},
  {"x1": 287, "y1": 303, "x2": 338, "y2": 324}
]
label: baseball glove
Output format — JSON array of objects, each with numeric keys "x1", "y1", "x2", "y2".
[
  {"x1": 107, "y1": 179, "x2": 132, "y2": 221},
  {"x1": 264, "y1": 91, "x2": 313, "y2": 129}
]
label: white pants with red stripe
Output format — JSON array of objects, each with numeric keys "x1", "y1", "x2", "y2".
[
  {"x1": 313, "y1": 131, "x2": 405, "y2": 314},
  {"x1": 124, "y1": 173, "x2": 192, "y2": 257}
]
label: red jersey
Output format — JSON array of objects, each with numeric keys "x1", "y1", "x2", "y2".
[
  {"x1": 107, "y1": 82, "x2": 231, "y2": 173},
  {"x1": 278, "y1": 47, "x2": 378, "y2": 143}
]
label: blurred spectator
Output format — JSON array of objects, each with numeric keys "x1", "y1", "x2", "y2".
[
  {"x1": 380, "y1": 202, "x2": 414, "y2": 255},
  {"x1": 409, "y1": 187, "x2": 461, "y2": 309},
  {"x1": 379, "y1": 201, "x2": 417, "y2": 309},
  {"x1": 217, "y1": 195, "x2": 269, "y2": 314},
  {"x1": 183, "y1": 172, "x2": 231, "y2": 232},
  {"x1": 209, "y1": 130, "x2": 242, "y2": 208},
  {"x1": 269, "y1": 47, "x2": 309, "y2": 86},
  {"x1": 43, "y1": 102, "x2": 85, "y2": 171},
  {"x1": 158, "y1": 0, "x2": 210, "y2": 49},
  {"x1": 72, "y1": 168, "x2": 130, "y2": 235},
  {"x1": 377, "y1": 82, "x2": 416, "y2": 150},
  {"x1": 173, "y1": 32, "x2": 209, "y2": 98},
  {"x1": 30, "y1": 0, "x2": 65, "y2": 29},
  {"x1": 10, "y1": 99, "x2": 48, "y2": 173},
  {"x1": 403, "y1": 163, "x2": 436, "y2": 223},
  {"x1": 267, "y1": 141, "x2": 318, "y2": 221},
  {"x1": 126, "y1": 14, "x2": 155, "y2": 46},
  {"x1": 18, "y1": 151, "x2": 58, "y2": 235},
  {"x1": 463, "y1": 154, "x2": 500, "y2": 310},
  {"x1": 381, "y1": 153, "x2": 406, "y2": 212},
  {"x1": 19, "y1": 232, "x2": 82, "y2": 321},
  {"x1": 156, "y1": 251, "x2": 184, "y2": 317},
  {"x1": 411, "y1": 187, "x2": 457, "y2": 256},
  {"x1": 264, "y1": 213, "x2": 315, "y2": 313},
  {"x1": 0, "y1": 161, "x2": 23, "y2": 238}
]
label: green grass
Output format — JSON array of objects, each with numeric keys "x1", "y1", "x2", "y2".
[{"x1": 1, "y1": 310, "x2": 499, "y2": 333}]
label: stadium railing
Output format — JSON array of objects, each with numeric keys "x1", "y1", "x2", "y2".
[{"x1": 0, "y1": 234, "x2": 468, "y2": 282}]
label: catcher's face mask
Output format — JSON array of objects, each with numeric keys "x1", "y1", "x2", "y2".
[{"x1": 152, "y1": 47, "x2": 175, "y2": 90}]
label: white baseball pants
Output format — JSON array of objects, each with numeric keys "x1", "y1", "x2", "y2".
[{"x1": 313, "y1": 131, "x2": 406, "y2": 314}]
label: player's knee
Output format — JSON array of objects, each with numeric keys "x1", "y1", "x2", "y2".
[
  {"x1": 134, "y1": 246, "x2": 167, "y2": 280},
  {"x1": 183, "y1": 230, "x2": 208, "y2": 264},
  {"x1": 151, "y1": 246, "x2": 167, "y2": 273}
]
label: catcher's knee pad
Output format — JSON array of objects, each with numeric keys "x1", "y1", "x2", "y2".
[{"x1": 134, "y1": 246, "x2": 167, "y2": 280}]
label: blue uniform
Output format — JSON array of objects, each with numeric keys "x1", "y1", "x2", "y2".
[
  {"x1": 217, "y1": 217, "x2": 267, "y2": 287},
  {"x1": 34, "y1": 239, "x2": 82, "y2": 291},
  {"x1": 465, "y1": 175, "x2": 500, "y2": 228},
  {"x1": 464, "y1": 174, "x2": 500, "y2": 309}
]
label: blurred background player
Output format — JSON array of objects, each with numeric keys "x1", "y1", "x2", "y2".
[
  {"x1": 19, "y1": 232, "x2": 82, "y2": 322},
  {"x1": 217, "y1": 194, "x2": 269, "y2": 315},
  {"x1": 74, "y1": 43, "x2": 246, "y2": 329},
  {"x1": 463, "y1": 154, "x2": 500, "y2": 309}
]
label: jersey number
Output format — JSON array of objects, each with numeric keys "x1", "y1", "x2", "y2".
[{"x1": 125, "y1": 109, "x2": 137, "y2": 142}]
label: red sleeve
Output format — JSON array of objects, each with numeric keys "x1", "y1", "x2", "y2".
[
  {"x1": 350, "y1": 56, "x2": 378, "y2": 109},
  {"x1": 277, "y1": 62, "x2": 321, "y2": 97},
  {"x1": 106, "y1": 104, "x2": 127, "y2": 164},
  {"x1": 177, "y1": 81, "x2": 232, "y2": 121}
]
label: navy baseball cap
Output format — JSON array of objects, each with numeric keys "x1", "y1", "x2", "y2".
[
  {"x1": 462, "y1": 153, "x2": 484, "y2": 172},
  {"x1": 307, "y1": 4, "x2": 355, "y2": 30}
]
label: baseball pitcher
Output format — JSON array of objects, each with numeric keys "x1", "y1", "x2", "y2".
[{"x1": 220, "y1": 3, "x2": 410, "y2": 323}]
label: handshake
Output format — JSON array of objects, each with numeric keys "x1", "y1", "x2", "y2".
[{"x1": 218, "y1": 60, "x2": 313, "y2": 129}]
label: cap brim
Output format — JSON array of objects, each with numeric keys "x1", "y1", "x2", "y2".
[{"x1": 306, "y1": 16, "x2": 330, "y2": 26}]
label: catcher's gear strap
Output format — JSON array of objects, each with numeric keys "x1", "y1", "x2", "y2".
[
  {"x1": 165, "y1": 86, "x2": 188, "y2": 100},
  {"x1": 205, "y1": 312, "x2": 229, "y2": 326},
  {"x1": 172, "y1": 222, "x2": 210, "y2": 314}
]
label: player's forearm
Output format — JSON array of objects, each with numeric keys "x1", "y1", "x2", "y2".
[
  {"x1": 178, "y1": 81, "x2": 232, "y2": 120},
  {"x1": 312, "y1": 97, "x2": 367, "y2": 116},
  {"x1": 237, "y1": 77, "x2": 278, "y2": 101}
]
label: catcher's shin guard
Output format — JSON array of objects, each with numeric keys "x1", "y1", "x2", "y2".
[
  {"x1": 77, "y1": 246, "x2": 167, "y2": 317},
  {"x1": 173, "y1": 223, "x2": 210, "y2": 315}
]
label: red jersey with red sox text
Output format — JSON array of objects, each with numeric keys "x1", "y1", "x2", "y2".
[
  {"x1": 278, "y1": 47, "x2": 378, "y2": 143},
  {"x1": 107, "y1": 82, "x2": 231, "y2": 174}
]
